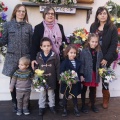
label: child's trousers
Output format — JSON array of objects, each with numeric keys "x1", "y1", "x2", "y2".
[{"x1": 39, "y1": 89, "x2": 55, "y2": 108}]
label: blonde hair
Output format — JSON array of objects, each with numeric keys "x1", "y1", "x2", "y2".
[
  {"x1": 19, "y1": 56, "x2": 30, "y2": 66},
  {"x1": 84, "y1": 33, "x2": 101, "y2": 51}
]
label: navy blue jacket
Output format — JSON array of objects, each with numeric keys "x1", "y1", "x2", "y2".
[{"x1": 60, "y1": 58, "x2": 81, "y2": 96}]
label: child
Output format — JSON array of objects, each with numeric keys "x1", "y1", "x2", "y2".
[
  {"x1": 36, "y1": 37, "x2": 60, "y2": 116},
  {"x1": 60, "y1": 44, "x2": 81, "y2": 117},
  {"x1": 10, "y1": 56, "x2": 33, "y2": 116},
  {"x1": 80, "y1": 33, "x2": 103, "y2": 113}
]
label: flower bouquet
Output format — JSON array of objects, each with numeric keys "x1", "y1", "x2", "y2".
[
  {"x1": 99, "y1": 67, "x2": 117, "y2": 83},
  {"x1": 60, "y1": 70, "x2": 79, "y2": 85},
  {"x1": 69, "y1": 28, "x2": 89, "y2": 48},
  {"x1": 33, "y1": 69, "x2": 48, "y2": 92}
]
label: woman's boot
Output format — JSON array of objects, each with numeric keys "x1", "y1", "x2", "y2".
[
  {"x1": 102, "y1": 89, "x2": 110, "y2": 109},
  {"x1": 74, "y1": 105, "x2": 80, "y2": 117},
  {"x1": 62, "y1": 106, "x2": 67, "y2": 117}
]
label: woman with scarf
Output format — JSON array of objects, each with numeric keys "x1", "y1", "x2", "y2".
[
  {"x1": 0, "y1": 4, "x2": 33, "y2": 112},
  {"x1": 31, "y1": 6, "x2": 67, "y2": 107},
  {"x1": 90, "y1": 6, "x2": 118, "y2": 109}
]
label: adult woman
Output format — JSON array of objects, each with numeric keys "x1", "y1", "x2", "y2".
[
  {"x1": 0, "y1": 4, "x2": 33, "y2": 112},
  {"x1": 90, "y1": 6, "x2": 118, "y2": 109},
  {"x1": 31, "y1": 7, "x2": 67, "y2": 108}
]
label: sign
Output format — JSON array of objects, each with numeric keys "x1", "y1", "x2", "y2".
[{"x1": 40, "y1": 6, "x2": 76, "y2": 14}]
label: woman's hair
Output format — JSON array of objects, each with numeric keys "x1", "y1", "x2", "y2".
[
  {"x1": 43, "y1": 6, "x2": 56, "y2": 19},
  {"x1": 84, "y1": 33, "x2": 101, "y2": 51},
  {"x1": 19, "y1": 56, "x2": 30, "y2": 66},
  {"x1": 11, "y1": 4, "x2": 28, "y2": 22},
  {"x1": 40, "y1": 37, "x2": 52, "y2": 46},
  {"x1": 93, "y1": 6, "x2": 113, "y2": 27},
  {"x1": 64, "y1": 44, "x2": 78, "y2": 58}
]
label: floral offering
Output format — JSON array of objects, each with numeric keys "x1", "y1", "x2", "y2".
[
  {"x1": 69, "y1": 28, "x2": 89, "y2": 47},
  {"x1": 99, "y1": 67, "x2": 117, "y2": 83},
  {"x1": 60, "y1": 70, "x2": 79, "y2": 86},
  {"x1": 33, "y1": 69, "x2": 48, "y2": 92}
]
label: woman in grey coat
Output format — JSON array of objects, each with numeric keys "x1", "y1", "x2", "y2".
[{"x1": 0, "y1": 4, "x2": 33, "y2": 112}]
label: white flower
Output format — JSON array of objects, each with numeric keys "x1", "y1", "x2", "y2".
[
  {"x1": 73, "y1": 0, "x2": 77, "y2": 4},
  {"x1": 40, "y1": 87, "x2": 45, "y2": 91},
  {"x1": 106, "y1": 6, "x2": 112, "y2": 9},
  {"x1": 43, "y1": 79, "x2": 46, "y2": 83}
]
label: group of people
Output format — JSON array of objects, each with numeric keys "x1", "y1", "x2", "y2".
[{"x1": 0, "y1": 4, "x2": 118, "y2": 117}]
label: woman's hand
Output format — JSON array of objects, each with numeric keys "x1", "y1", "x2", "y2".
[
  {"x1": 80, "y1": 76, "x2": 85, "y2": 82},
  {"x1": 101, "y1": 59, "x2": 108, "y2": 66},
  {"x1": 31, "y1": 60, "x2": 38, "y2": 70}
]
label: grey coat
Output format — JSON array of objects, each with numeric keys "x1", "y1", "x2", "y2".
[
  {"x1": 0, "y1": 19, "x2": 33, "y2": 77},
  {"x1": 36, "y1": 51, "x2": 60, "y2": 89},
  {"x1": 80, "y1": 48, "x2": 103, "y2": 83}
]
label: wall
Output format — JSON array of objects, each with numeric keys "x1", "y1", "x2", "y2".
[{"x1": 0, "y1": 0, "x2": 120, "y2": 100}]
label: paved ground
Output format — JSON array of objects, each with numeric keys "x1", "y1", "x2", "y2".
[{"x1": 0, "y1": 98, "x2": 120, "y2": 120}]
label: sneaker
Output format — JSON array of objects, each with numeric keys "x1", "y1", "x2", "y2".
[
  {"x1": 23, "y1": 109, "x2": 30, "y2": 115},
  {"x1": 16, "y1": 109, "x2": 22, "y2": 116}
]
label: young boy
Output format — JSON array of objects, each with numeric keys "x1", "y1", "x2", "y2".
[
  {"x1": 36, "y1": 37, "x2": 60, "y2": 116},
  {"x1": 10, "y1": 56, "x2": 33, "y2": 116}
]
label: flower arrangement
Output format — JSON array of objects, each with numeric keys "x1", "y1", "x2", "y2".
[
  {"x1": 33, "y1": 69, "x2": 48, "y2": 92},
  {"x1": 60, "y1": 70, "x2": 79, "y2": 85},
  {"x1": 0, "y1": 1, "x2": 8, "y2": 37},
  {"x1": 69, "y1": 28, "x2": 89, "y2": 48},
  {"x1": 99, "y1": 67, "x2": 117, "y2": 83},
  {"x1": 29, "y1": 0, "x2": 77, "y2": 5}
]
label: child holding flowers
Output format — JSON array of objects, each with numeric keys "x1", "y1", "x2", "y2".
[
  {"x1": 36, "y1": 37, "x2": 60, "y2": 116},
  {"x1": 60, "y1": 44, "x2": 81, "y2": 117},
  {"x1": 80, "y1": 33, "x2": 103, "y2": 113},
  {"x1": 9, "y1": 56, "x2": 33, "y2": 116}
]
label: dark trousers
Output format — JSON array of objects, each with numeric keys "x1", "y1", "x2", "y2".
[
  {"x1": 81, "y1": 85, "x2": 96, "y2": 106},
  {"x1": 55, "y1": 81, "x2": 60, "y2": 105},
  {"x1": 10, "y1": 78, "x2": 17, "y2": 105},
  {"x1": 62, "y1": 89, "x2": 77, "y2": 106}
]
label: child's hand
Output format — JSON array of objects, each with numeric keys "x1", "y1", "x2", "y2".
[
  {"x1": 10, "y1": 89, "x2": 13, "y2": 92},
  {"x1": 80, "y1": 76, "x2": 85, "y2": 82}
]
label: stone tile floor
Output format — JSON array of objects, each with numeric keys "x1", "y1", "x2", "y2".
[{"x1": 0, "y1": 98, "x2": 120, "y2": 120}]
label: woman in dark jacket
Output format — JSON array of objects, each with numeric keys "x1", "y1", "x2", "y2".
[
  {"x1": 31, "y1": 7, "x2": 67, "y2": 106},
  {"x1": 0, "y1": 4, "x2": 33, "y2": 112},
  {"x1": 90, "y1": 6, "x2": 118, "y2": 109}
]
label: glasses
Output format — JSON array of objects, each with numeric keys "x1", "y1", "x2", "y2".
[
  {"x1": 46, "y1": 12, "x2": 55, "y2": 16},
  {"x1": 17, "y1": 10, "x2": 26, "y2": 14}
]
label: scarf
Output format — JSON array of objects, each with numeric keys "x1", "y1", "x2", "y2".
[{"x1": 43, "y1": 20, "x2": 62, "y2": 55}]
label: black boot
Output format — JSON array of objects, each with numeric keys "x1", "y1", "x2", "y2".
[
  {"x1": 74, "y1": 105, "x2": 80, "y2": 117},
  {"x1": 91, "y1": 105, "x2": 99, "y2": 113},
  {"x1": 81, "y1": 105, "x2": 88, "y2": 114},
  {"x1": 62, "y1": 106, "x2": 67, "y2": 117},
  {"x1": 50, "y1": 107, "x2": 57, "y2": 114},
  {"x1": 39, "y1": 108, "x2": 45, "y2": 116}
]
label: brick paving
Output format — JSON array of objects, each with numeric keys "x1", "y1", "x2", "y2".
[{"x1": 0, "y1": 98, "x2": 120, "y2": 120}]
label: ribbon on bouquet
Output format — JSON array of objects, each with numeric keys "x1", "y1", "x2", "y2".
[
  {"x1": 64, "y1": 85, "x2": 75, "y2": 100},
  {"x1": 112, "y1": 53, "x2": 120, "y2": 69}
]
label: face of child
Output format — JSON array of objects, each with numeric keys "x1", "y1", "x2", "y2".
[
  {"x1": 40, "y1": 41, "x2": 52, "y2": 55},
  {"x1": 67, "y1": 48, "x2": 77, "y2": 60},
  {"x1": 18, "y1": 61, "x2": 28, "y2": 71},
  {"x1": 89, "y1": 37, "x2": 99, "y2": 49}
]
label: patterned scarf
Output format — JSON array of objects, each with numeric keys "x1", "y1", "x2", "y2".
[{"x1": 43, "y1": 20, "x2": 62, "y2": 54}]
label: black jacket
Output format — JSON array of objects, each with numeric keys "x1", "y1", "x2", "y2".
[
  {"x1": 31, "y1": 22, "x2": 67, "y2": 61},
  {"x1": 90, "y1": 23, "x2": 118, "y2": 66}
]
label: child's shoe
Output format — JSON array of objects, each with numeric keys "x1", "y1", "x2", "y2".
[
  {"x1": 23, "y1": 109, "x2": 30, "y2": 115},
  {"x1": 62, "y1": 106, "x2": 67, "y2": 117},
  {"x1": 39, "y1": 108, "x2": 45, "y2": 116},
  {"x1": 16, "y1": 109, "x2": 22, "y2": 116},
  {"x1": 74, "y1": 105, "x2": 80, "y2": 117},
  {"x1": 50, "y1": 107, "x2": 57, "y2": 114},
  {"x1": 91, "y1": 105, "x2": 99, "y2": 113},
  {"x1": 81, "y1": 105, "x2": 88, "y2": 114}
]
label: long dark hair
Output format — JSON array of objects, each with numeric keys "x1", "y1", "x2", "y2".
[
  {"x1": 93, "y1": 6, "x2": 113, "y2": 27},
  {"x1": 84, "y1": 33, "x2": 101, "y2": 51},
  {"x1": 11, "y1": 4, "x2": 28, "y2": 22}
]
